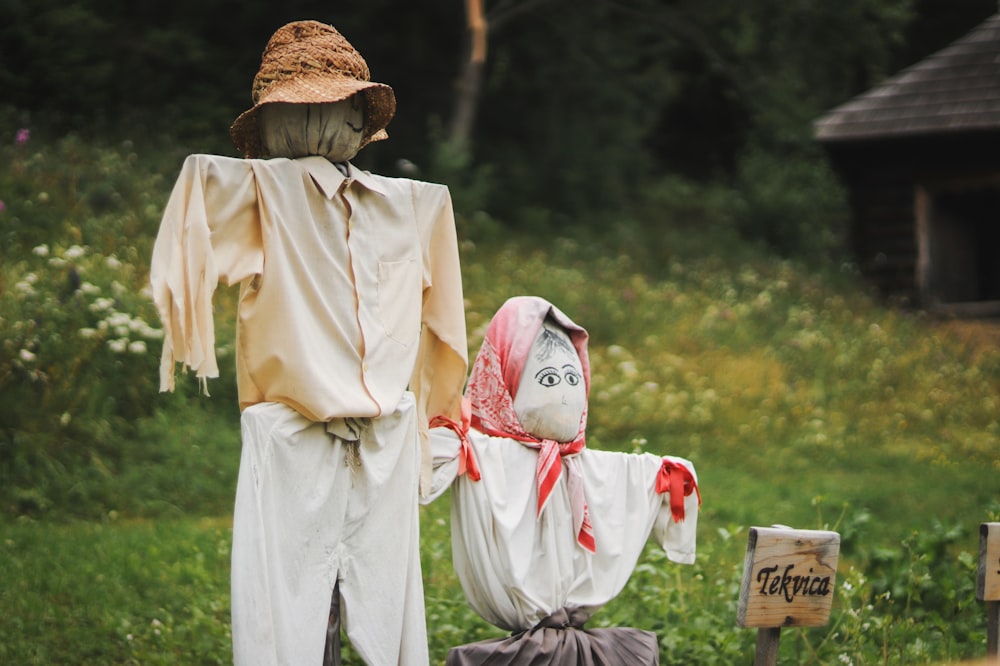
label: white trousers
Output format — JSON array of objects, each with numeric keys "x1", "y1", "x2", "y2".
[{"x1": 231, "y1": 395, "x2": 429, "y2": 665}]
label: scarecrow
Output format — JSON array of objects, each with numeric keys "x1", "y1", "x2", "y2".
[
  {"x1": 424, "y1": 296, "x2": 700, "y2": 665},
  {"x1": 149, "y1": 20, "x2": 468, "y2": 666}
]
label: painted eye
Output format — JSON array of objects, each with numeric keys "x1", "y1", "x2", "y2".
[
  {"x1": 564, "y1": 371, "x2": 580, "y2": 386},
  {"x1": 535, "y1": 367, "x2": 561, "y2": 387}
]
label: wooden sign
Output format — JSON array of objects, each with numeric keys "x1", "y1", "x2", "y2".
[
  {"x1": 977, "y1": 522, "x2": 1000, "y2": 602},
  {"x1": 737, "y1": 526, "x2": 840, "y2": 628}
]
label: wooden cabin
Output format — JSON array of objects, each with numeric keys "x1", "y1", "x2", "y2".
[{"x1": 815, "y1": 13, "x2": 1000, "y2": 316}]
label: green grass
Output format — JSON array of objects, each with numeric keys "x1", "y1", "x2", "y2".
[
  {"x1": 2, "y1": 129, "x2": 999, "y2": 664},
  {"x1": 0, "y1": 518, "x2": 233, "y2": 665}
]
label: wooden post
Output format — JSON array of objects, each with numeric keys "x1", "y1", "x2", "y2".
[
  {"x1": 977, "y1": 522, "x2": 1000, "y2": 661},
  {"x1": 737, "y1": 526, "x2": 840, "y2": 666},
  {"x1": 754, "y1": 627, "x2": 781, "y2": 665}
]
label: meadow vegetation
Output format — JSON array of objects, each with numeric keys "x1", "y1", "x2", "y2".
[{"x1": 2, "y1": 125, "x2": 999, "y2": 664}]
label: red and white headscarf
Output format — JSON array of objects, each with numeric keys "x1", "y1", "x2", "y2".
[{"x1": 465, "y1": 296, "x2": 596, "y2": 552}]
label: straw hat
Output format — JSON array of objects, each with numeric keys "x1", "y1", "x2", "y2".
[{"x1": 230, "y1": 20, "x2": 396, "y2": 158}]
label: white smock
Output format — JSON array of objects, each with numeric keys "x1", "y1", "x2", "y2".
[{"x1": 423, "y1": 427, "x2": 699, "y2": 632}]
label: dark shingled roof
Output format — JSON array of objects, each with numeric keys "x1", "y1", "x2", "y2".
[{"x1": 815, "y1": 13, "x2": 1000, "y2": 142}]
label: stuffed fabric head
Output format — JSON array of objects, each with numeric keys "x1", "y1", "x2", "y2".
[
  {"x1": 512, "y1": 319, "x2": 587, "y2": 443},
  {"x1": 465, "y1": 296, "x2": 590, "y2": 445},
  {"x1": 229, "y1": 20, "x2": 395, "y2": 158},
  {"x1": 258, "y1": 99, "x2": 365, "y2": 161}
]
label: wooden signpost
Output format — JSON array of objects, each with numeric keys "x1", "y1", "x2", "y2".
[
  {"x1": 737, "y1": 526, "x2": 841, "y2": 665},
  {"x1": 977, "y1": 522, "x2": 1000, "y2": 660}
]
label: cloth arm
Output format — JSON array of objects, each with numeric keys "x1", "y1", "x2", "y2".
[
  {"x1": 149, "y1": 154, "x2": 262, "y2": 393},
  {"x1": 409, "y1": 182, "x2": 469, "y2": 494},
  {"x1": 652, "y1": 455, "x2": 700, "y2": 564},
  {"x1": 420, "y1": 427, "x2": 463, "y2": 504}
]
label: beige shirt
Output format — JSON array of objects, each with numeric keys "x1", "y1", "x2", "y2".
[{"x1": 150, "y1": 154, "x2": 468, "y2": 480}]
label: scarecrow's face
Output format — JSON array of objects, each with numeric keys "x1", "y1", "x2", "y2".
[
  {"x1": 258, "y1": 97, "x2": 365, "y2": 162},
  {"x1": 513, "y1": 319, "x2": 586, "y2": 442}
]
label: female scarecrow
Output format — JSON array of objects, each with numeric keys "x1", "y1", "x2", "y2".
[
  {"x1": 150, "y1": 20, "x2": 468, "y2": 666},
  {"x1": 425, "y1": 296, "x2": 700, "y2": 665}
]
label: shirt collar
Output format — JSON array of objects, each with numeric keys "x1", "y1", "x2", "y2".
[{"x1": 296, "y1": 155, "x2": 387, "y2": 199}]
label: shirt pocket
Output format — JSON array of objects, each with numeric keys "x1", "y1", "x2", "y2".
[{"x1": 377, "y1": 258, "x2": 421, "y2": 346}]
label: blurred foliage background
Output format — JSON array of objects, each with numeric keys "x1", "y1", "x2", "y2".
[
  {"x1": 3, "y1": 2, "x2": 1000, "y2": 663},
  {"x1": 1, "y1": 0, "x2": 996, "y2": 253}
]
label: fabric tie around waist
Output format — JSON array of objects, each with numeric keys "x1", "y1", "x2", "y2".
[{"x1": 532, "y1": 606, "x2": 590, "y2": 631}]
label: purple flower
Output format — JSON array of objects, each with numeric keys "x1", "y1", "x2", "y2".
[{"x1": 15, "y1": 128, "x2": 29, "y2": 145}]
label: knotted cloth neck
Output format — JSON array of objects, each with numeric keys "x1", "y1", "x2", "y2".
[{"x1": 464, "y1": 296, "x2": 596, "y2": 552}]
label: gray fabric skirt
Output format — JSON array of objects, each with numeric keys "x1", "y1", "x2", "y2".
[{"x1": 445, "y1": 608, "x2": 659, "y2": 666}]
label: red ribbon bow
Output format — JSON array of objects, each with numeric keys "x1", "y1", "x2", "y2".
[
  {"x1": 429, "y1": 399, "x2": 480, "y2": 482},
  {"x1": 655, "y1": 459, "x2": 701, "y2": 522}
]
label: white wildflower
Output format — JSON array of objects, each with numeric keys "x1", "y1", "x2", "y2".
[
  {"x1": 89, "y1": 298, "x2": 115, "y2": 312},
  {"x1": 48, "y1": 257, "x2": 67, "y2": 268},
  {"x1": 106, "y1": 312, "x2": 130, "y2": 327},
  {"x1": 139, "y1": 324, "x2": 163, "y2": 339},
  {"x1": 107, "y1": 338, "x2": 128, "y2": 353},
  {"x1": 128, "y1": 340, "x2": 147, "y2": 354},
  {"x1": 79, "y1": 328, "x2": 98, "y2": 338},
  {"x1": 19, "y1": 349, "x2": 36, "y2": 362},
  {"x1": 59, "y1": 412, "x2": 71, "y2": 426},
  {"x1": 32, "y1": 244, "x2": 49, "y2": 257},
  {"x1": 14, "y1": 280, "x2": 35, "y2": 295},
  {"x1": 105, "y1": 255, "x2": 122, "y2": 270},
  {"x1": 64, "y1": 245, "x2": 85, "y2": 259},
  {"x1": 111, "y1": 280, "x2": 126, "y2": 296},
  {"x1": 79, "y1": 281, "x2": 101, "y2": 295}
]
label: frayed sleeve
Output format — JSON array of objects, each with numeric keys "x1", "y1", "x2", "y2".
[{"x1": 149, "y1": 154, "x2": 262, "y2": 393}]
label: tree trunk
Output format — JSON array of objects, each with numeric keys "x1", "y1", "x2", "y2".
[{"x1": 449, "y1": 0, "x2": 488, "y2": 149}]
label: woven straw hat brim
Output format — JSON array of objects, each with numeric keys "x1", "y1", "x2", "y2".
[{"x1": 230, "y1": 74, "x2": 396, "y2": 158}]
